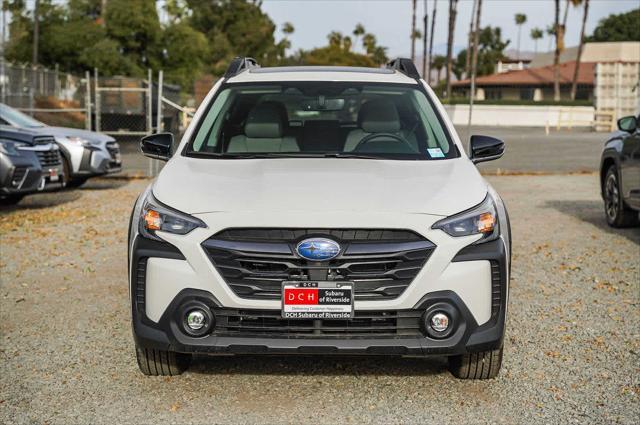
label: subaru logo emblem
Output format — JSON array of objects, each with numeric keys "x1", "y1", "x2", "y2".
[{"x1": 296, "y1": 238, "x2": 341, "y2": 261}]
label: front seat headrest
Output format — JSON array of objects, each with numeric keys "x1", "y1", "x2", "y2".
[
  {"x1": 244, "y1": 103, "x2": 284, "y2": 138},
  {"x1": 358, "y1": 99, "x2": 401, "y2": 133}
]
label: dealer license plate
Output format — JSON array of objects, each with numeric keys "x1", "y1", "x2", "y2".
[{"x1": 282, "y1": 281, "x2": 353, "y2": 319}]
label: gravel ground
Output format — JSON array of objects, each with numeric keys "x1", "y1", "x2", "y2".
[{"x1": 0, "y1": 174, "x2": 638, "y2": 424}]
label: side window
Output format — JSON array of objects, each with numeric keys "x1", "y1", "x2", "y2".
[
  {"x1": 411, "y1": 91, "x2": 450, "y2": 153},
  {"x1": 192, "y1": 89, "x2": 233, "y2": 151}
]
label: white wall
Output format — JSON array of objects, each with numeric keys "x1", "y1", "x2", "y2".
[{"x1": 444, "y1": 104, "x2": 596, "y2": 127}]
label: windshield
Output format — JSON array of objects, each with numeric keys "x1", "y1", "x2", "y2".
[
  {"x1": 186, "y1": 82, "x2": 458, "y2": 160},
  {"x1": 0, "y1": 103, "x2": 45, "y2": 128}
]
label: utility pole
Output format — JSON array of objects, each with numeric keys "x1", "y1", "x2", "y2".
[
  {"x1": 427, "y1": 0, "x2": 437, "y2": 84},
  {"x1": 410, "y1": 0, "x2": 417, "y2": 61},
  {"x1": 467, "y1": 0, "x2": 483, "y2": 153},
  {"x1": 32, "y1": 0, "x2": 39, "y2": 65},
  {"x1": 422, "y1": 0, "x2": 428, "y2": 78},
  {"x1": 1, "y1": 2, "x2": 6, "y2": 104}
]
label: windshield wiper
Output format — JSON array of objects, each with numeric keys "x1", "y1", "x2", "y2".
[
  {"x1": 188, "y1": 152, "x2": 385, "y2": 159},
  {"x1": 323, "y1": 153, "x2": 384, "y2": 160}
]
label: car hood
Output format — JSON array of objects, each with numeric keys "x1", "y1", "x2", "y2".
[
  {"x1": 30, "y1": 126, "x2": 114, "y2": 144},
  {"x1": 153, "y1": 157, "x2": 487, "y2": 217}
]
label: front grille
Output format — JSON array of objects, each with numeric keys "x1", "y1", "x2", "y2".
[
  {"x1": 214, "y1": 308, "x2": 424, "y2": 338},
  {"x1": 36, "y1": 149, "x2": 62, "y2": 167},
  {"x1": 203, "y1": 228, "x2": 435, "y2": 301},
  {"x1": 33, "y1": 135, "x2": 55, "y2": 146},
  {"x1": 11, "y1": 167, "x2": 28, "y2": 187}
]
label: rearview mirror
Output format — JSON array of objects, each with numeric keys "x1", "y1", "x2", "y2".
[
  {"x1": 140, "y1": 132, "x2": 173, "y2": 161},
  {"x1": 617, "y1": 116, "x2": 637, "y2": 133},
  {"x1": 470, "y1": 135, "x2": 505, "y2": 164}
]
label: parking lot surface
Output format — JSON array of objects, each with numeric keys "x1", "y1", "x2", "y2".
[
  {"x1": 0, "y1": 174, "x2": 638, "y2": 424},
  {"x1": 118, "y1": 125, "x2": 608, "y2": 176}
]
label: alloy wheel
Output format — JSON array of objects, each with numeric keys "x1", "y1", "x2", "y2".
[{"x1": 604, "y1": 172, "x2": 619, "y2": 222}]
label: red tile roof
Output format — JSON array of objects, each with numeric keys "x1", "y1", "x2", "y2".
[{"x1": 452, "y1": 61, "x2": 595, "y2": 87}]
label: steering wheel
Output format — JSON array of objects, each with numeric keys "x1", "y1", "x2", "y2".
[{"x1": 353, "y1": 132, "x2": 417, "y2": 153}]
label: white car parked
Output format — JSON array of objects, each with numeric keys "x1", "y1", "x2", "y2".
[{"x1": 129, "y1": 58, "x2": 511, "y2": 379}]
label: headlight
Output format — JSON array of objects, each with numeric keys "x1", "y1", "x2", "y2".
[
  {"x1": 431, "y1": 194, "x2": 499, "y2": 243},
  {"x1": 63, "y1": 136, "x2": 92, "y2": 147},
  {"x1": 139, "y1": 191, "x2": 206, "y2": 241},
  {"x1": 0, "y1": 139, "x2": 27, "y2": 156}
]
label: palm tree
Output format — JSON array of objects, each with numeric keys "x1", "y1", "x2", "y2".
[
  {"x1": 546, "y1": 24, "x2": 556, "y2": 51},
  {"x1": 571, "y1": 0, "x2": 589, "y2": 100},
  {"x1": 530, "y1": 28, "x2": 543, "y2": 54},
  {"x1": 363, "y1": 33, "x2": 377, "y2": 54},
  {"x1": 422, "y1": 0, "x2": 429, "y2": 78},
  {"x1": 553, "y1": 0, "x2": 561, "y2": 101},
  {"x1": 515, "y1": 13, "x2": 527, "y2": 60},
  {"x1": 445, "y1": 0, "x2": 459, "y2": 100},
  {"x1": 427, "y1": 0, "x2": 437, "y2": 84},
  {"x1": 282, "y1": 22, "x2": 295, "y2": 36},
  {"x1": 411, "y1": 0, "x2": 418, "y2": 61},
  {"x1": 352, "y1": 23, "x2": 365, "y2": 53},
  {"x1": 433, "y1": 55, "x2": 446, "y2": 84}
]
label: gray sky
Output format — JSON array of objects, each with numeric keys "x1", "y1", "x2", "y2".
[{"x1": 262, "y1": 0, "x2": 639, "y2": 57}]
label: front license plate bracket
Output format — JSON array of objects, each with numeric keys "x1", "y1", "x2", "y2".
[{"x1": 281, "y1": 281, "x2": 354, "y2": 319}]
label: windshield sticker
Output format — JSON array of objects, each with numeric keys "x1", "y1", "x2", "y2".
[{"x1": 427, "y1": 148, "x2": 445, "y2": 158}]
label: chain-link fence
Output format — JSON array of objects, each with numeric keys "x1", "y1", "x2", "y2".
[
  {"x1": 0, "y1": 63, "x2": 91, "y2": 129},
  {"x1": 1, "y1": 62, "x2": 193, "y2": 177}
]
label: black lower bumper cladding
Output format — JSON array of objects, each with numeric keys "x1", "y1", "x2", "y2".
[{"x1": 131, "y1": 235, "x2": 509, "y2": 357}]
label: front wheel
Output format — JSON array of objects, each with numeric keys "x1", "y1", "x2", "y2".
[
  {"x1": 449, "y1": 346, "x2": 503, "y2": 379},
  {"x1": 135, "y1": 346, "x2": 191, "y2": 376},
  {"x1": 603, "y1": 166, "x2": 639, "y2": 228}
]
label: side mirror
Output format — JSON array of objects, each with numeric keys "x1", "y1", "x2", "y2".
[
  {"x1": 470, "y1": 135, "x2": 505, "y2": 164},
  {"x1": 140, "y1": 132, "x2": 173, "y2": 161},
  {"x1": 617, "y1": 116, "x2": 637, "y2": 133}
]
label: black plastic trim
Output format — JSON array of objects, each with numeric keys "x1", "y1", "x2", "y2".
[
  {"x1": 132, "y1": 288, "x2": 503, "y2": 356},
  {"x1": 450, "y1": 238, "x2": 509, "y2": 351},
  {"x1": 386, "y1": 58, "x2": 421, "y2": 79}
]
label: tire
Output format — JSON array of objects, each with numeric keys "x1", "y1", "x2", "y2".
[
  {"x1": 449, "y1": 346, "x2": 503, "y2": 379},
  {"x1": 603, "y1": 166, "x2": 639, "y2": 228},
  {"x1": 0, "y1": 194, "x2": 24, "y2": 205},
  {"x1": 66, "y1": 177, "x2": 88, "y2": 188},
  {"x1": 135, "y1": 346, "x2": 191, "y2": 376},
  {"x1": 61, "y1": 156, "x2": 88, "y2": 188}
]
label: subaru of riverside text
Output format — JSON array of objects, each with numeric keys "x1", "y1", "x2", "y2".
[{"x1": 129, "y1": 57, "x2": 511, "y2": 379}]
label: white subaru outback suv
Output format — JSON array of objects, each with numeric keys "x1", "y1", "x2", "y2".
[{"x1": 129, "y1": 58, "x2": 510, "y2": 379}]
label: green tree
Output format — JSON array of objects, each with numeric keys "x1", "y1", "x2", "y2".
[
  {"x1": 161, "y1": 22, "x2": 209, "y2": 88},
  {"x1": 352, "y1": 23, "x2": 365, "y2": 52},
  {"x1": 530, "y1": 27, "x2": 543, "y2": 53},
  {"x1": 186, "y1": 0, "x2": 286, "y2": 73},
  {"x1": 453, "y1": 26, "x2": 510, "y2": 79},
  {"x1": 105, "y1": 0, "x2": 162, "y2": 75},
  {"x1": 432, "y1": 54, "x2": 446, "y2": 83},
  {"x1": 587, "y1": 8, "x2": 640, "y2": 42}
]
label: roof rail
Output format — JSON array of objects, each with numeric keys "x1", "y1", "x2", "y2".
[
  {"x1": 224, "y1": 57, "x2": 260, "y2": 78},
  {"x1": 386, "y1": 58, "x2": 421, "y2": 79}
]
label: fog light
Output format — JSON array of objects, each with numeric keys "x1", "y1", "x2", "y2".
[
  {"x1": 430, "y1": 312, "x2": 450, "y2": 332},
  {"x1": 186, "y1": 310, "x2": 206, "y2": 330}
]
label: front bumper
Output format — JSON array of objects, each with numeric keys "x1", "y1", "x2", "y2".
[
  {"x1": 74, "y1": 143, "x2": 122, "y2": 176},
  {"x1": 0, "y1": 154, "x2": 43, "y2": 196},
  {"x1": 131, "y1": 235, "x2": 508, "y2": 357}
]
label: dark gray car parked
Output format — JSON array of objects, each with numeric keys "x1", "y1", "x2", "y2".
[
  {"x1": 600, "y1": 115, "x2": 640, "y2": 227},
  {"x1": 0, "y1": 126, "x2": 64, "y2": 204}
]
